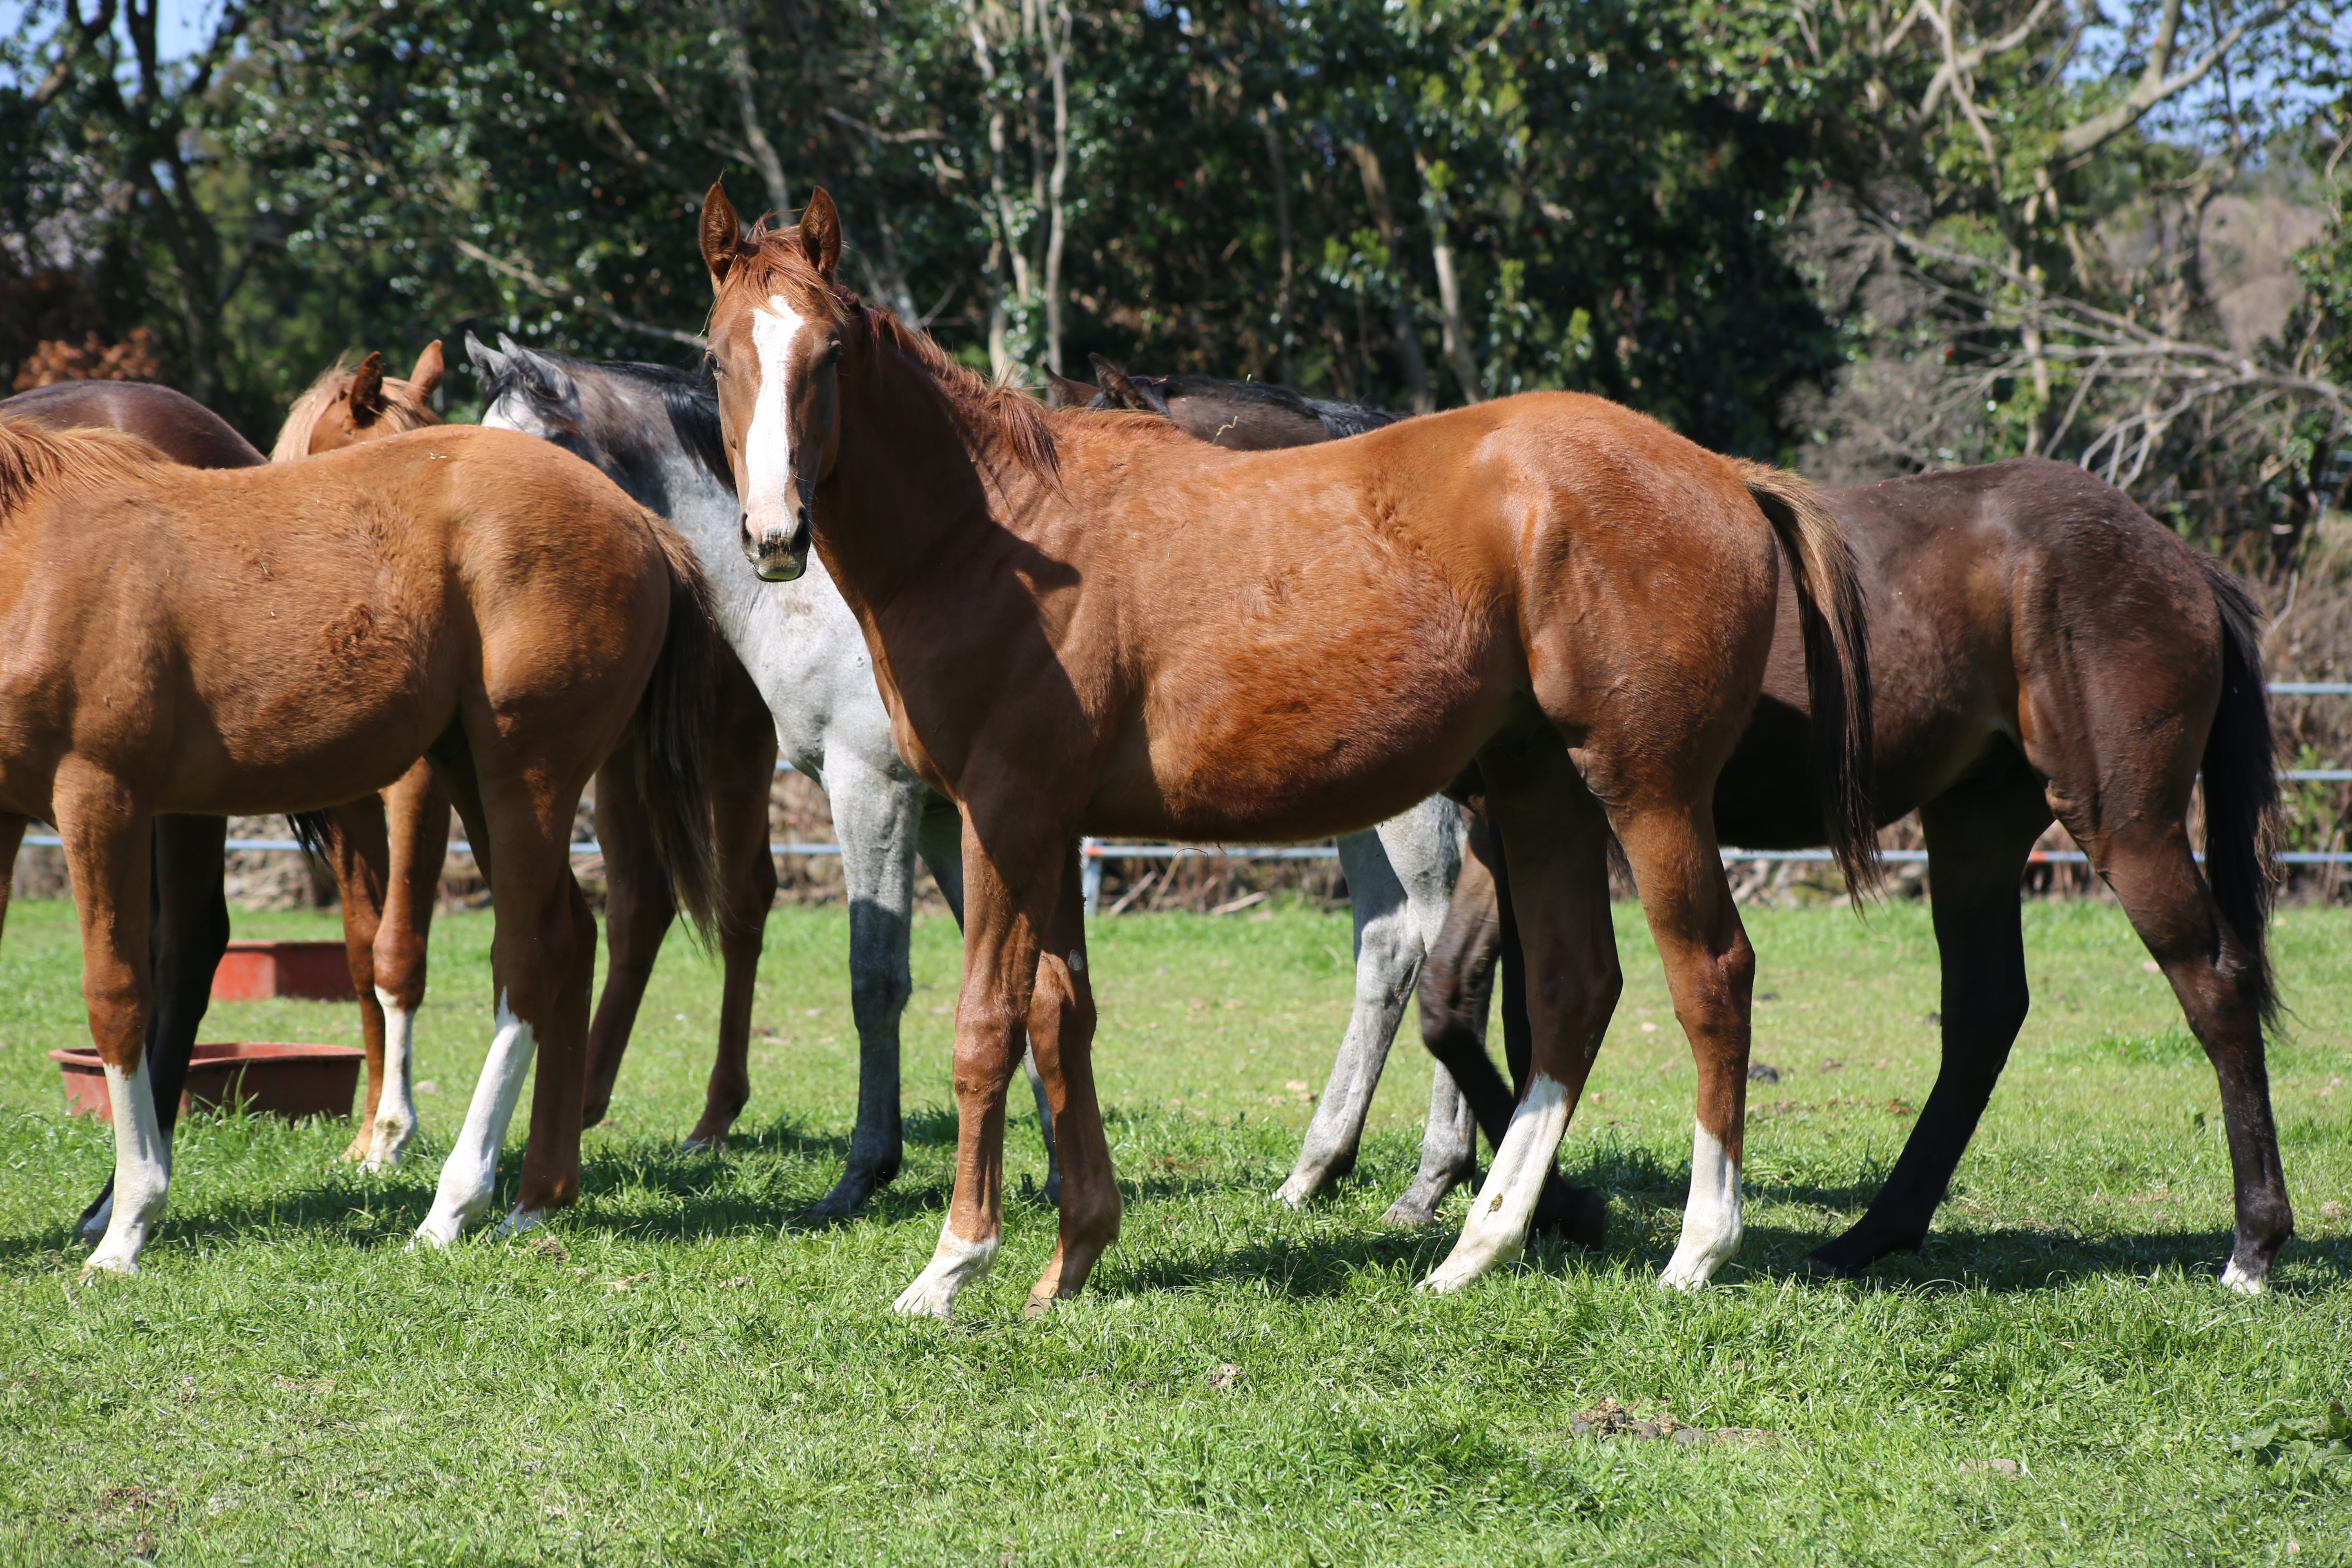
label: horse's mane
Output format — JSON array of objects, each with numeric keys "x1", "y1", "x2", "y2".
[
  {"x1": 271, "y1": 354, "x2": 439, "y2": 462},
  {"x1": 724, "y1": 227, "x2": 1060, "y2": 486},
  {"x1": 483, "y1": 347, "x2": 733, "y2": 485},
  {"x1": 0, "y1": 418, "x2": 171, "y2": 518},
  {"x1": 1144, "y1": 373, "x2": 1400, "y2": 440}
]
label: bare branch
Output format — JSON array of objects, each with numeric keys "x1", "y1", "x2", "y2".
[
  {"x1": 2056, "y1": 0, "x2": 2294, "y2": 160},
  {"x1": 450, "y1": 238, "x2": 708, "y2": 348}
]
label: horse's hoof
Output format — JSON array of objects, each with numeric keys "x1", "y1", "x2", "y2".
[
  {"x1": 1531, "y1": 1183, "x2": 1608, "y2": 1250},
  {"x1": 492, "y1": 1208, "x2": 547, "y2": 1241},
  {"x1": 2219, "y1": 1255, "x2": 2267, "y2": 1295},
  {"x1": 1797, "y1": 1248, "x2": 1868, "y2": 1281}
]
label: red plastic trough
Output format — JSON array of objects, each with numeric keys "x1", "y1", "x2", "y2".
[
  {"x1": 210, "y1": 940, "x2": 355, "y2": 1002},
  {"x1": 50, "y1": 1043, "x2": 363, "y2": 1121}
]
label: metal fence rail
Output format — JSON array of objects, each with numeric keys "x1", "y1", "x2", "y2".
[{"x1": 19, "y1": 684, "x2": 2352, "y2": 869}]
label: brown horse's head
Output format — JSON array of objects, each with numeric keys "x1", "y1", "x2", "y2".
[
  {"x1": 272, "y1": 341, "x2": 445, "y2": 461},
  {"x1": 700, "y1": 180, "x2": 846, "y2": 582}
]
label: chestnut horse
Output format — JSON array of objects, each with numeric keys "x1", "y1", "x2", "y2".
[
  {"x1": 0, "y1": 417, "x2": 720, "y2": 1272},
  {"x1": 698, "y1": 183, "x2": 1875, "y2": 1316},
  {"x1": 270, "y1": 346, "x2": 463, "y2": 1172},
  {"x1": 1082, "y1": 365, "x2": 2293, "y2": 1290}
]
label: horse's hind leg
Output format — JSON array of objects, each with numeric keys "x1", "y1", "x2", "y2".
[
  {"x1": 367, "y1": 759, "x2": 450, "y2": 1169},
  {"x1": 813, "y1": 756, "x2": 927, "y2": 1220},
  {"x1": 1803, "y1": 776, "x2": 2048, "y2": 1278},
  {"x1": 53, "y1": 773, "x2": 169, "y2": 1275},
  {"x1": 318, "y1": 797, "x2": 395, "y2": 1165},
  {"x1": 1612, "y1": 799, "x2": 1756, "y2": 1292},
  {"x1": 416, "y1": 759, "x2": 593, "y2": 1243},
  {"x1": 2089, "y1": 824, "x2": 2292, "y2": 1290},
  {"x1": 79, "y1": 815, "x2": 229, "y2": 1238},
  {"x1": 1423, "y1": 760, "x2": 1619, "y2": 1292},
  {"x1": 681, "y1": 714, "x2": 779, "y2": 1147},
  {"x1": 1277, "y1": 828, "x2": 1422, "y2": 1208}
]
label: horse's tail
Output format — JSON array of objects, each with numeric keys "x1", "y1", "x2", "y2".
[
  {"x1": 1735, "y1": 461, "x2": 1880, "y2": 896},
  {"x1": 2194, "y1": 553, "x2": 2281, "y2": 1033},
  {"x1": 628, "y1": 515, "x2": 726, "y2": 941}
]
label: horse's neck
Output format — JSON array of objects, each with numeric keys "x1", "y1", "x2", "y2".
[{"x1": 617, "y1": 428, "x2": 878, "y2": 772}]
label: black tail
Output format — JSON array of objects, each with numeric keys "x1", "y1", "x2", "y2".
[
  {"x1": 1736, "y1": 461, "x2": 1881, "y2": 896},
  {"x1": 286, "y1": 810, "x2": 337, "y2": 863},
  {"x1": 631, "y1": 518, "x2": 726, "y2": 941},
  {"x1": 2195, "y1": 554, "x2": 2281, "y2": 1032}
]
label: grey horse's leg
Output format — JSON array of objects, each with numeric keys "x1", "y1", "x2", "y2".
[
  {"x1": 808, "y1": 755, "x2": 926, "y2": 1221},
  {"x1": 917, "y1": 796, "x2": 1059, "y2": 1203},
  {"x1": 1375, "y1": 799, "x2": 1483, "y2": 1225},
  {"x1": 1276, "y1": 798, "x2": 1462, "y2": 1208}
]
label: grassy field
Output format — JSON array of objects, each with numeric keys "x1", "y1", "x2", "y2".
[{"x1": 0, "y1": 893, "x2": 2347, "y2": 1564}]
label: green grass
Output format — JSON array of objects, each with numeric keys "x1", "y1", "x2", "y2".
[{"x1": 1, "y1": 895, "x2": 2348, "y2": 1564}]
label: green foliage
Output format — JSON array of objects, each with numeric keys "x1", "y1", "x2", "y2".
[{"x1": 2229, "y1": 1398, "x2": 2352, "y2": 1484}]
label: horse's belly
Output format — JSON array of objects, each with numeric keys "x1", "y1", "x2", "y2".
[{"x1": 1108, "y1": 641, "x2": 1506, "y2": 842}]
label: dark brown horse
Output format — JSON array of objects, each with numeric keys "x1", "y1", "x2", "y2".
[
  {"x1": 1077, "y1": 363, "x2": 2292, "y2": 1292},
  {"x1": 1419, "y1": 460, "x2": 2290, "y2": 1290},
  {"x1": 0, "y1": 416, "x2": 722, "y2": 1272},
  {"x1": 699, "y1": 182, "x2": 1876, "y2": 1316}
]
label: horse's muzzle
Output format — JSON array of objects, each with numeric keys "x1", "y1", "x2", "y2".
[{"x1": 746, "y1": 507, "x2": 811, "y2": 583}]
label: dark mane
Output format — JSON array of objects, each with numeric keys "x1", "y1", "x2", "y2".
[
  {"x1": 1140, "y1": 373, "x2": 1399, "y2": 440},
  {"x1": 724, "y1": 226, "x2": 1060, "y2": 487},
  {"x1": 603, "y1": 359, "x2": 731, "y2": 482},
  {"x1": 478, "y1": 347, "x2": 731, "y2": 484}
]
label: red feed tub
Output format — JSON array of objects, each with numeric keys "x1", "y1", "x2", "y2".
[
  {"x1": 211, "y1": 940, "x2": 354, "y2": 1002},
  {"x1": 50, "y1": 1043, "x2": 363, "y2": 1121}
]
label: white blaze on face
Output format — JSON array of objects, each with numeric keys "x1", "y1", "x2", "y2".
[
  {"x1": 84, "y1": 1054, "x2": 171, "y2": 1276},
  {"x1": 1420, "y1": 1071, "x2": 1573, "y2": 1293},
  {"x1": 1659, "y1": 1120, "x2": 1744, "y2": 1290},
  {"x1": 743, "y1": 295, "x2": 808, "y2": 542},
  {"x1": 414, "y1": 993, "x2": 537, "y2": 1248}
]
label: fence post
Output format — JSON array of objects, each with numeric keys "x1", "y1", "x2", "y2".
[{"x1": 1081, "y1": 837, "x2": 1104, "y2": 919}]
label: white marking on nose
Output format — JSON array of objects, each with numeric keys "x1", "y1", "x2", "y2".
[{"x1": 744, "y1": 296, "x2": 808, "y2": 530}]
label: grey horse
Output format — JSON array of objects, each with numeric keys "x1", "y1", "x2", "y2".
[{"x1": 467, "y1": 336, "x2": 1473, "y2": 1217}]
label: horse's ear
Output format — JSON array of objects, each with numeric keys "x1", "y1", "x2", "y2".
[
  {"x1": 800, "y1": 188, "x2": 842, "y2": 281},
  {"x1": 349, "y1": 352, "x2": 385, "y2": 415},
  {"x1": 1042, "y1": 369, "x2": 1098, "y2": 409},
  {"x1": 408, "y1": 340, "x2": 445, "y2": 398},
  {"x1": 463, "y1": 332, "x2": 506, "y2": 381},
  {"x1": 701, "y1": 180, "x2": 744, "y2": 292},
  {"x1": 1090, "y1": 353, "x2": 1146, "y2": 411},
  {"x1": 519, "y1": 348, "x2": 575, "y2": 403}
]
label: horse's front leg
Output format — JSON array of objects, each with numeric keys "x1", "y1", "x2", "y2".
[
  {"x1": 813, "y1": 756, "x2": 927, "y2": 1220},
  {"x1": 919, "y1": 793, "x2": 1060, "y2": 1202},
  {"x1": 891, "y1": 819, "x2": 1072, "y2": 1319},
  {"x1": 54, "y1": 772, "x2": 169, "y2": 1276}
]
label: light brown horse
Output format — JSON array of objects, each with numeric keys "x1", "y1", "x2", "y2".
[
  {"x1": 697, "y1": 182, "x2": 1876, "y2": 1316},
  {"x1": 273, "y1": 341, "x2": 445, "y2": 458},
  {"x1": 271, "y1": 346, "x2": 454, "y2": 1169},
  {"x1": 0, "y1": 417, "x2": 720, "y2": 1273}
]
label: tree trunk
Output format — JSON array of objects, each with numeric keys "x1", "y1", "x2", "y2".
[{"x1": 1348, "y1": 142, "x2": 1430, "y2": 412}]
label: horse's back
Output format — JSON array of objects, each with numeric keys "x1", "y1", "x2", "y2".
[{"x1": 0, "y1": 382, "x2": 265, "y2": 469}]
